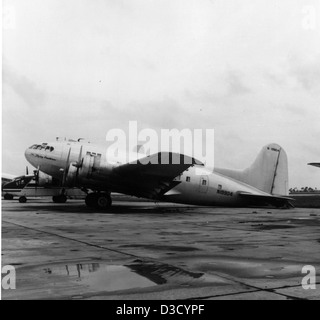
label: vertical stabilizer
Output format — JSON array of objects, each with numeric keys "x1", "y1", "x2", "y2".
[{"x1": 215, "y1": 144, "x2": 289, "y2": 196}]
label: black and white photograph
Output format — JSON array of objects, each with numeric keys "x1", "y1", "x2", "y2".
[{"x1": 1, "y1": 0, "x2": 320, "y2": 303}]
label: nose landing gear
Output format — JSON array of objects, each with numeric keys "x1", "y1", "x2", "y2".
[
  {"x1": 52, "y1": 195, "x2": 67, "y2": 203},
  {"x1": 85, "y1": 192, "x2": 112, "y2": 209},
  {"x1": 19, "y1": 196, "x2": 27, "y2": 203}
]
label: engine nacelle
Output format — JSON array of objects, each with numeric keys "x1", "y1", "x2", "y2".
[
  {"x1": 64, "y1": 154, "x2": 113, "y2": 187},
  {"x1": 36, "y1": 171, "x2": 60, "y2": 187},
  {"x1": 65, "y1": 163, "x2": 78, "y2": 187}
]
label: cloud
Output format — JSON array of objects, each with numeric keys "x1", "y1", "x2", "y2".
[
  {"x1": 2, "y1": 62, "x2": 47, "y2": 109},
  {"x1": 2, "y1": 0, "x2": 320, "y2": 189},
  {"x1": 225, "y1": 71, "x2": 251, "y2": 97},
  {"x1": 290, "y1": 55, "x2": 320, "y2": 91}
]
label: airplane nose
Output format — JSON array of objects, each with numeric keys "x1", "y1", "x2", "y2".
[
  {"x1": 24, "y1": 146, "x2": 36, "y2": 166},
  {"x1": 24, "y1": 148, "x2": 31, "y2": 162}
]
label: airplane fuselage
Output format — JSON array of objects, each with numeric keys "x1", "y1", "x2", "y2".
[{"x1": 24, "y1": 140, "x2": 277, "y2": 207}]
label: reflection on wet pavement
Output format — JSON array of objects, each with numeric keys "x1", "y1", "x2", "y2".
[
  {"x1": 41, "y1": 259, "x2": 226, "y2": 293},
  {"x1": 43, "y1": 263, "x2": 156, "y2": 292},
  {"x1": 125, "y1": 259, "x2": 203, "y2": 285}
]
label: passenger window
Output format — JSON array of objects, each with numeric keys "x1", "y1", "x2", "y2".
[
  {"x1": 36, "y1": 145, "x2": 42, "y2": 150},
  {"x1": 45, "y1": 146, "x2": 50, "y2": 151},
  {"x1": 186, "y1": 177, "x2": 190, "y2": 182}
]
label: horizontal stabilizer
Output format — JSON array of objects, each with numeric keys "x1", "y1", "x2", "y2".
[
  {"x1": 239, "y1": 192, "x2": 295, "y2": 208},
  {"x1": 308, "y1": 163, "x2": 320, "y2": 168}
]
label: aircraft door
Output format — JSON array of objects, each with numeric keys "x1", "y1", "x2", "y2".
[{"x1": 199, "y1": 175, "x2": 209, "y2": 193}]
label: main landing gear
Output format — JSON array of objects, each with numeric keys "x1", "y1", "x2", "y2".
[
  {"x1": 52, "y1": 195, "x2": 67, "y2": 203},
  {"x1": 52, "y1": 188, "x2": 67, "y2": 203},
  {"x1": 85, "y1": 192, "x2": 112, "y2": 209}
]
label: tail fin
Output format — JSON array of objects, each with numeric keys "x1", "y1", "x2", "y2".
[{"x1": 215, "y1": 143, "x2": 289, "y2": 196}]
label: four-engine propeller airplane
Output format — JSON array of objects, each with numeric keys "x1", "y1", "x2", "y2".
[{"x1": 24, "y1": 139, "x2": 294, "y2": 209}]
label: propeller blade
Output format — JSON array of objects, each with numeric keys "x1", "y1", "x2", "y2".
[
  {"x1": 62, "y1": 147, "x2": 71, "y2": 186},
  {"x1": 33, "y1": 166, "x2": 40, "y2": 189},
  {"x1": 75, "y1": 145, "x2": 83, "y2": 180}
]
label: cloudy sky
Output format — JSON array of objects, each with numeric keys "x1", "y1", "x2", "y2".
[{"x1": 2, "y1": 0, "x2": 320, "y2": 188}]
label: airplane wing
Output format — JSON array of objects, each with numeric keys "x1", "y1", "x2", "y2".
[
  {"x1": 2, "y1": 173, "x2": 35, "y2": 188},
  {"x1": 113, "y1": 152, "x2": 203, "y2": 199},
  {"x1": 308, "y1": 163, "x2": 320, "y2": 168},
  {"x1": 238, "y1": 192, "x2": 295, "y2": 208},
  {"x1": 2, "y1": 174, "x2": 35, "y2": 189},
  {"x1": 2, "y1": 173, "x2": 16, "y2": 187}
]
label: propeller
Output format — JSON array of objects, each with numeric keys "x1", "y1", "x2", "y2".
[
  {"x1": 61, "y1": 147, "x2": 71, "y2": 186},
  {"x1": 61, "y1": 145, "x2": 83, "y2": 187},
  {"x1": 73, "y1": 145, "x2": 83, "y2": 180},
  {"x1": 33, "y1": 166, "x2": 40, "y2": 190},
  {"x1": 34, "y1": 168, "x2": 39, "y2": 182},
  {"x1": 72, "y1": 145, "x2": 83, "y2": 169}
]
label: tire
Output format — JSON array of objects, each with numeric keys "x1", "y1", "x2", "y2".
[
  {"x1": 53, "y1": 195, "x2": 67, "y2": 203},
  {"x1": 19, "y1": 196, "x2": 27, "y2": 203},
  {"x1": 59, "y1": 195, "x2": 67, "y2": 203},
  {"x1": 4, "y1": 194, "x2": 14, "y2": 200},
  {"x1": 85, "y1": 193, "x2": 97, "y2": 207},
  {"x1": 95, "y1": 193, "x2": 112, "y2": 209}
]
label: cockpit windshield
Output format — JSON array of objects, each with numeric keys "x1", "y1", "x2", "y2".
[{"x1": 29, "y1": 144, "x2": 54, "y2": 152}]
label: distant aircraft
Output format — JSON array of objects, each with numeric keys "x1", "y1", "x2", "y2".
[
  {"x1": 308, "y1": 163, "x2": 320, "y2": 168},
  {"x1": 2, "y1": 169, "x2": 86, "y2": 203},
  {"x1": 2, "y1": 169, "x2": 34, "y2": 201},
  {"x1": 2, "y1": 173, "x2": 18, "y2": 187},
  {"x1": 24, "y1": 139, "x2": 293, "y2": 209}
]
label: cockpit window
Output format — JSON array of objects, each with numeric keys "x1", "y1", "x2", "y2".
[{"x1": 31, "y1": 144, "x2": 54, "y2": 151}]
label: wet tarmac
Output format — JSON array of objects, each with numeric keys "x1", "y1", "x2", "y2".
[{"x1": 1, "y1": 199, "x2": 320, "y2": 300}]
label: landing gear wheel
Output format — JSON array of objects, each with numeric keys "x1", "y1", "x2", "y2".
[
  {"x1": 52, "y1": 195, "x2": 67, "y2": 203},
  {"x1": 85, "y1": 193, "x2": 112, "y2": 209},
  {"x1": 85, "y1": 193, "x2": 97, "y2": 207},
  {"x1": 95, "y1": 194, "x2": 112, "y2": 209},
  {"x1": 19, "y1": 196, "x2": 27, "y2": 203},
  {"x1": 4, "y1": 194, "x2": 14, "y2": 200}
]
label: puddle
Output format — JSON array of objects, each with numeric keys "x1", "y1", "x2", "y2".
[
  {"x1": 43, "y1": 263, "x2": 156, "y2": 292},
  {"x1": 120, "y1": 244, "x2": 199, "y2": 252},
  {"x1": 198, "y1": 259, "x2": 305, "y2": 279},
  {"x1": 126, "y1": 259, "x2": 204, "y2": 285},
  {"x1": 40, "y1": 259, "x2": 216, "y2": 293},
  {"x1": 254, "y1": 224, "x2": 296, "y2": 230}
]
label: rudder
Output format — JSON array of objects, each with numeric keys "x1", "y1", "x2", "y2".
[
  {"x1": 242, "y1": 144, "x2": 289, "y2": 196},
  {"x1": 215, "y1": 143, "x2": 289, "y2": 196}
]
